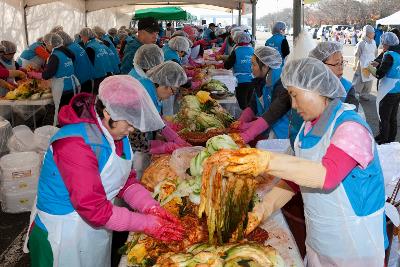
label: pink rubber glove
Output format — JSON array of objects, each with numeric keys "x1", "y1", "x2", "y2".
[
  {"x1": 104, "y1": 206, "x2": 184, "y2": 241},
  {"x1": 161, "y1": 126, "x2": 190, "y2": 146},
  {"x1": 27, "y1": 71, "x2": 42, "y2": 79},
  {"x1": 240, "y1": 117, "x2": 269, "y2": 144},
  {"x1": 238, "y1": 107, "x2": 256, "y2": 123},
  {"x1": 149, "y1": 140, "x2": 183, "y2": 154}
]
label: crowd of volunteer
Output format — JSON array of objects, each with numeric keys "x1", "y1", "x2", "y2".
[{"x1": 0, "y1": 16, "x2": 399, "y2": 267}]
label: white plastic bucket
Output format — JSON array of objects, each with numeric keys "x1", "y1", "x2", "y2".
[
  {"x1": 0, "y1": 189, "x2": 36, "y2": 213},
  {"x1": 34, "y1": 125, "x2": 58, "y2": 152},
  {"x1": 0, "y1": 152, "x2": 40, "y2": 181}
]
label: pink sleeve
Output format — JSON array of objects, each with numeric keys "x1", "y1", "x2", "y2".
[
  {"x1": 217, "y1": 40, "x2": 227, "y2": 55},
  {"x1": 322, "y1": 144, "x2": 358, "y2": 190},
  {"x1": 52, "y1": 137, "x2": 113, "y2": 227},
  {"x1": 331, "y1": 121, "x2": 373, "y2": 169},
  {"x1": 0, "y1": 68, "x2": 9, "y2": 78}
]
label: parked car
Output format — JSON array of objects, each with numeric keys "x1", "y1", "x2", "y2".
[{"x1": 317, "y1": 25, "x2": 332, "y2": 40}]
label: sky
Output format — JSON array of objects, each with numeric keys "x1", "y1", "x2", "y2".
[{"x1": 256, "y1": 0, "x2": 293, "y2": 18}]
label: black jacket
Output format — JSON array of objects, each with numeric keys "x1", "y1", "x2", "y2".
[
  {"x1": 42, "y1": 46, "x2": 75, "y2": 80},
  {"x1": 375, "y1": 45, "x2": 400, "y2": 79}
]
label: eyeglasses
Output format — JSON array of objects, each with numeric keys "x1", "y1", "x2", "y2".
[{"x1": 325, "y1": 60, "x2": 348, "y2": 68}]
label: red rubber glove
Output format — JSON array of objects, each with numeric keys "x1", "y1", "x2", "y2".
[
  {"x1": 238, "y1": 107, "x2": 256, "y2": 123},
  {"x1": 240, "y1": 117, "x2": 269, "y2": 144},
  {"x1": 144, "y1": 205, "x2": 180, "y2": 225}
]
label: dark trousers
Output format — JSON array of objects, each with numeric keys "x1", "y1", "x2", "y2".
[
  {"x1": 235, "y1": 82, "x2": 254, "y2": 110},
  {"x1": 376, "y1": 93, "x2": 400, "y2": 144},
  {"x1": 80, "y1": 80, "x2": 93, "y2": 94}
]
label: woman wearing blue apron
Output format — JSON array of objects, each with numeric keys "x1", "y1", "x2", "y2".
[
  {"x1": 227, "y1": 58, "x2": 387, "y2": 267},
  {"x1": 265, "y1": 21, "x2": 290, "y2": 66},
  {"x1": 24, "y1": 75, "x2": 184, "y2": 267},
  {"x1": 232, "y1": 46, "x2": 290, "y2": 144},
  {"x1": 366, "y1": 32, "x2": 400, "y2": 144},
  {"x1": 17, "y1": 39, "x2": 49, "y2": 70}
]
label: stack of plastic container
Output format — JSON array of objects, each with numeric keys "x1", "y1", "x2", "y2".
[{"x1": 0, "y1": 151, "x2": 40, "y2": 213}]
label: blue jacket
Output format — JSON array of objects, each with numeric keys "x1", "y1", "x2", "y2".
[
  {"x1": 86, "y1": 38, "x2": 111, "y2": 79},
  {"x1": 102, "y1": 34, "x2": 120, "y2": 65},
  {"x1": 18, "y1": 42, "x2": 43, "y2": 62},
  {"x1": 51, "y1": 50, "x2": 76, "y2": 92},
  {"x1": 129, "y1": 68, "x2": 162, "y2": 113},
  {"x1": 265, "y1": 33, "x2": 286, "y2": 58},
  {"x1": 203, "y1": 28, "x2": 213, "y2": 42},
  {"x1": 385, "y1": 51, "x2": 400, "y2": 94},
  {"x1": 120, "y1": 37, "x2": 143, "y2": 74},
  {"x1": 163, "y1": 44, "x2": 181, "y2": 64},
  {"x1": 374, "y1": 28, "x2": 384, "y2": 47},
  {"x1": 67, "y1": 42, "x2": 94, "y2": 84},
  {"x1": 233, "y1": 46, "x2": 254, "y2": 84}
]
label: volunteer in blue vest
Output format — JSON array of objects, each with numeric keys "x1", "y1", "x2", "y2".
[
  {"x1": 265, "y1": 21, "x2": 290, "y2": 64},
  {"x1": 224, "y1": 31, "x2": 255, "y2": 109},
  {"x1": 374, "y1": 24, "x2": 384, "y2": 48},
  {"x1": 163, "y1": 36, "x2": 191, "y2": 65},
  {"x1": 25, "y1": 75, "x2": 184, "y2": 267},
  {"x1": 367, "y1": 32, "x2": 400, "y2": 144},
  {"x1": 117, "y1": 30, "x2": 134, "y2": 59},
  {"x1": 93, "y1": 26, "x2": 121, "y2": 74},
  {"x1": 17, "y1": 38, "x2": 50, "y2": 70},
  {"x1": 231, "y1": 46, "x2": 290, "y2": 143},
  {"x1": 79, "y1": 27, "x2": 113, "y2": 94},
  {"x1": 56, "y1": 31, "x2": 94, "y2": 94},
  {"x1": 203, "y1": 23, "x2": 217, "y2": 42},
  {"x1": 28, "y1": 33, "x2": 80, "y2": 125},
  {"x1": 227, "y1": 57, "x2": 387, "y2": 267},
  {"x1": 121, "y1": 17, "x2": 159, "y2": 74},
  {"x1": 309, "y1": 41, "x2": 359, "y2": 109},
  {"x1": 107, "y1": 28, "x2": 119, "y2": 46}
]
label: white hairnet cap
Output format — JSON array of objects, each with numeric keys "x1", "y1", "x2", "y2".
[
  {"x1": 168, "y1": 36, "x2": 190, "y2": 52},
  {"x1": 0, "y1": 41, "x2": 17, "y2": 54},
  {"x1": 57, "y1": 31, "x2": 73, "y2": 46},
  {"x1": 272, "y1": 21, "x2": 286, "y2": 34},
  {"x1": 363, "y1": 25, "x2": 375, "y2": 35},
  {"x1": 93, "y1": 26, "x2": 106, "y2": 38},
  {"x1": 134, "y1": 44, "x2": 164, "y2": 70},
  {"x1": 117, "y1": 30, "x2": 128, "y2": 39},
  {"x1": 215, "y1": 28, "x2": 226, "y2": 36},
  {"x1": 147, "y1": 61, "x2": 187, "y2": 87},
  {"x1": 80, "y1": 27, "x2": 96, "y2": 39},
  {"x1": 381, "y1": 32, "x2": 399, "y2": 46},
  {"x1": 171, "y1": 30, "x2": 189, "y2": 38},
  {"x1": 254, "y1": 46, "x2": 282, "y2": 69},
  {"x1": 309, "y1": 41, "x2": 343, "y2": 62},
  {"x1": 281, "y1": 57, "x2": 346, "y2": 99},
  {"x1": 98, "y1": 75, "x2": 164, "y2": 132},
  {"x1": 234, "y1": 31, "x2": 251, "y2": 44},
  {"x1": 43, "y1": 33, "x2": 63, "y2": 48},
  {"x1": 50, "y1": 25, "x2": 63, "y2": 33}
]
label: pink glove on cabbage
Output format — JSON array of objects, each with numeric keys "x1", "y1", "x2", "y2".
[
  {"x1": 104, "y1": 206, "x2": 184, "y2": 242},
  {"x1": 149, "y1": 140, "x2": 184, "y2": 155},
  {"x1": 240, "y1": 117, "x2": 269, "y2": 144},
  {"x1": 238, "y1": 107, "x2": 256, "y2": 123},
  {"x1": 27, "y1": 71, "x2": 42, "y2": 79},
  {"x1": 161, "y1": 126, "x2": 190, "y2": 146}
]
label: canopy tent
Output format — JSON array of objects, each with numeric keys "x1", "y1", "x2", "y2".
[
  {"x1": 133, "y1": 6, "x2": 196, "y2": 21},
  {"x1": 376, "y1": 11, "x2": 400, "y2": 26}
]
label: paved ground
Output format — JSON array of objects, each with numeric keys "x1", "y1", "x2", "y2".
[{"x1": 0, "y1": 31, "x2": 399, "y2": 267}]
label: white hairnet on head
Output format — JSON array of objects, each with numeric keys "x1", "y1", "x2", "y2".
[
  {"x1": 98, "y1": 75, "x2": 164, "y2": 132},
  {"x1": 254, "y1": 46, "x2": 282, "y2": 69},
  {"x1": 230, "y1": 27, "x2": 241, "y2": 36},
  {"x1": 281, "y1": 57, "x2": 346, "y2": 99},
  {"x1": 50, "y1": 25, "x2": 63, "y2": 33},
  {"x1": 381, "y1": 32, "x2": 399, "y2": 46},
  {"x1": 134, "y1": 44, "x2": 164, "y2": 70},
  {"x1": 57, "y1": 31, "x2": 73, "y2": 46},
  {"x1": 363, "y1": 25, "x2": 375, "y2": 35},
  {"x1": 171, "y1": 30, "x2": 189, "y2": 38},
  {"x1": 233, "y1": 31, "x2": 251, "y2": 44},
  {"x1": 272, "y1": 21, "x2": 286, "y2": 34},
  {"x1": 108, "y1": 28, "x2": 117, "y2": 35},
  {"x1": 43, "y1": 33, "x2": 63, "y2": 48},
  {"x1": 93, "y1": 26, "x2": 106, "y2": 38},
  {"x1": 309, "y1": 41, "x2": 343, "y2": 62},
  {"x1": 117, "y1": 30, "x2": 128, "y2": 39},
  {"x1": 168, "y1": 36, "x2": 190, "y2": 52},
  {"x1": 147, "y1": 61, "x2": 187, "y2": 87},
  {"x1": 0, "y1": 41, "x2": 17, "y2": 54},
  {"x1": 215, "y1": 28, "x2": 226, "y2": 36},
  {"x1": 80, "y1": 27, "x2": 96, "y2": 39}
]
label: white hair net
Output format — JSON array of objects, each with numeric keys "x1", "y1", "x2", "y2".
[
  {"x1": 171, "y1": 30, "x2": 189, "y2": 38},
  {"x1": 117, "y1": 30, "x2": 128, "y2": 39},
  {"x1": 254, "y1": 46, "x2": 282, "y2": 69},
  {"x1": 43, "y1": 33, "x2": 63, "y2": 48},
  {"x1": 363, "y1": 25, "x2": 375, "y2": 35},
  {"x1": 272, "y1": 21, "x2": 286, "y2": 34},
  {"x1": 233, "y1": 31, "x2": 251, "y2": 44},
  {"x1": 134, "y1": 44, "x2": 164, "y2": 70},
  {"x1": 230, "y1": 27, "x2": 241, "y2": 36},
  {"x1": 56, "y1": 31, "x2": 73, "y2": 46},
  {"x1": 215, "y1": 28, "x2": 226, "y2": 36},
  {"x1": 80, "y1": 28, "x2": 96, "y2": 39},
  {"x1": 147, "y1": 61, "x2": 187, "y2": 87},
  {"x1": 98, "y1": 75, "x2": 164, "y2": 132},
  {"x1": 381, "y1": 32, "x2": 399, "y2": 46},
  {"x1": 0, "y1": 41, "x2": 16, "y2": 54},
  {"x1": 168, "y1": 36, "x2": 190, "y2": 52},
  {"x1": 281, "y1": 57, "x2": 346, "y2": 99},
  {"x1": 309, "y1": 41, "x2": 343, "y2": 62},
  {"x1": 50, "y1": 25, "x2": 63, "y2": 33},
  {"x1": 93, "y1": 26, "x2": 106, "y2": 38}
]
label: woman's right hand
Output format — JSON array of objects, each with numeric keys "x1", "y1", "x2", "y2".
[{"x1": 143, "y1": 214, "x2": 185, "y2": 242}]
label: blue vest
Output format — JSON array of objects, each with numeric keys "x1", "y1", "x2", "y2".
[
  {"x1": 86, "y1": 38, "x2": 111, "y2": 79},
  {"x1": 51, "y1": 50, "x2": 75, "y2": 92},
  {"x1": 265, "y1": 33, "x2": 285, "y2": 57},
  {"x1": 385, "y1": 51, "x2": 400, "y2": 94},
  {"x1": 203, "y1": 28, "x2": 213, "y2": 42},
  {"x1": 125, "y1": 36, "x2": 134, "y2": 44},
  {"x1": 298, "y1": 101, "x2": 388, "y2": 247},
  {"x1": 103, "y1": 34, "x2": 121, "y2": 68},
  {"x1": 129, "y1": 68, "x2": 162, "y2": 113},
  {"x1": 233, "y1": 46, "x2": 254, "y2": 84},
  {"x1": 102, "y1": 43, "x2": 120, "y2": 74},
  {"x1": 163, "y1": 44, "x2": 181, "y2": 64},
  {"x1": 18, "y1": 42, "x2": 43, "y2": 61},
  {"x1": 67, "y1": 42, "x2": 94, "y2": 84},
  {"x1": 35, "y1": 123, "x2": 131, "y2": 230},
  {"x1": 340, "y1": 77, "x2": 352, "y2": 102},
  {"x1": 255, "y1": 69, "x2": 289, "y2": 139}
]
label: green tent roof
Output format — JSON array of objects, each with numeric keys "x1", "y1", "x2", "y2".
[{"x1": 133, "y1": 6, "x2": 196, "y2": 21}]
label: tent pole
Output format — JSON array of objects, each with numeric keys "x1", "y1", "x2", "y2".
[
  {"x1": 238, "y1": 1, "x2": 242, "y2": 26},
  {"x1": 231, "y1": 9, "x2": 234, "y2": 25},
  {"x1": 293, "y1": 0, "x2": 302, "y2": 39},
  {"x1": 23, "y1": 4, "x2": 29, "y2": 46},
  {"x1": 85, "y1": 11, "x2": 88, "y2": 27},
  {"x1": 251, "y1": 0, "x2": 257, "y2": 41}
]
